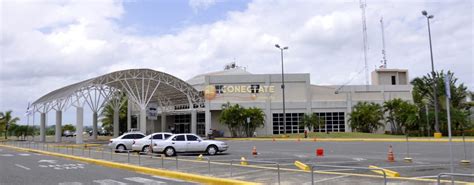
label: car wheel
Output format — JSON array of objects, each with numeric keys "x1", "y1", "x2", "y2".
[
  {"x1": 142, "y1": 146, "x2": 150, "y2": 154},
  {"x1": 116, "y1": 144, "x2": 126, "y2": 152},
  {"x1": 206, "y1": 145, "x2": 218, "y2": 156},
  {"x1": 164, "y1": 147, "x2": 175, "y2": 157}
]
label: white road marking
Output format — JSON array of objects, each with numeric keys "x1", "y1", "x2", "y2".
[
  {"x1": 58, "y1": 182, "x2": 82, "y2": 185},
  {"x1": 93, "y1": 179, "x2": 127, "y2": 185},
  {"x1": 412, "y1": 175, "x2": 438, "y2": 179},
  {"x1": 39, "y1": 159, "x2": 57, "y2": 164},
  {"x1": 124, "y1": 177, "x2": 165, "y2": 184},
  {"x1": 151, "y1": 176, "x2": 186, "y2": 182},
  {"x1": 1, "y1": 154, "x2": 14, "y2": 157},
  {"x1": 381, "y1": 164, "x2": 451, "y2": 169},
  {"x1": 18, "y1": 153, "x2": 31, "y2": 156},
  {"x1": 15, "y1": 164, "x2": 31, "y2": 170},
  {"x1": 313, "y1": 175, "x2": 349, "y2": 183},
  {"x1": 352, "y1": 158, "x2": 366, "y2": 161}
]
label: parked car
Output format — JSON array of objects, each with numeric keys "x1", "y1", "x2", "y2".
[
  {"x1": 131, "y1": 132, "x2": 173, "y2": 153},
  {"x1": 108, "y1": 132, "x2": 146, "y2": 152},
  {"x1": 63, "y1": 130, "x2": 74, "y2": 137},
  {"x1": 152, "y1": 134, "x2": 228, "y2": 156}
]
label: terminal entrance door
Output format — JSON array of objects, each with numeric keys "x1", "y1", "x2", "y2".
[{"x1": 174, "y1": 123, "x2": 190, "y2": 134}]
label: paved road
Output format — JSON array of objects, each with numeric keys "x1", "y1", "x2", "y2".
[{"x1": 0, "y1": 147, "x2": 195, "y2": 185}]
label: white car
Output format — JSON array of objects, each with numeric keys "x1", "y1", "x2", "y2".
[
  {"x1": 108, "y1": 132, "x2": 146, "y2": 152},
  {"x1": 131, "y1": 132, "x2": 173, "y2": 153},
  {"x1": 152, "y1": 133, "x2": 228, "y2": 156}
]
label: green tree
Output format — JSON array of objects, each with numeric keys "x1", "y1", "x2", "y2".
[
  {"x1": 411, "y1": 71, "x2": 471, "y2": 135},
  {"x1": 300, "y1": 113, "x2": 325, "y2": 132},
  {"x1": 349, "y1": 102, "x2": 384, "y2": 133},
  {"x1": 100, "y1": 96, "x2": 128, "y2": 135},
  {"x1": 0, "y1": 111, "x2": 20, "y2": 139},
  {"x1": 243, "y1": 107, "x2": 265, "y2": 137},
  {"x1": 383, "y1": 99, "x2": 419, "y2": 134},
  {"x1": 219, "y1": 102, "x2": 246, "y2": 137},
  {"x1": 62, "y1": 124, "x2": 76, "y2": 132}
]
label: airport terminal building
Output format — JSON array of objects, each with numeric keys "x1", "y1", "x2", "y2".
[{"x1": 32, "y1": 65, "x2": 413, "y2": 143}]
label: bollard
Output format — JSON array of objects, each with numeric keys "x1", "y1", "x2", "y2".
[
  {"x1": 101, "y1": 148, "x2": 104, "y2": 159},
  {"x1": 110, "y1": 148, "x2": 113, "y2": 160},
  {"x1": 277, "y1": 163, "x2": 280, "y2": 185},
  {"x1": 127, "y1": 151, "x2": 130, "y2": 163},
  {"x1": 138, "y1": 152, "x2": 141, "y2": 165},
  {"x1": 88, "y1": 148, "x2": 91, "y2": 158},
  {"x1": 161, "y1": 155, "x2": 164, "y2": 168},
  {"x1": 72, "y1": 146, "x2": 74, "y2": 155},
  {"x1": 175, "y1": 155, "x2": 178, "y2": 170},
  {"x1": 208, "y1": 157, "x2": 211, "y2": 175},
  {"x1": 82, "y1": 147, "x2": 85, "y2": 156}
]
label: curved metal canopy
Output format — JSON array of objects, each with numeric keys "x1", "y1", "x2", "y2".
[{"x1": 32, "y1": 69, "x2": 204, "y2": 112}]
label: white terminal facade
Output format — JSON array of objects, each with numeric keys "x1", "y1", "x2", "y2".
[{"x1": 32, "y1": 66, "x2": 413, "y2": 143}]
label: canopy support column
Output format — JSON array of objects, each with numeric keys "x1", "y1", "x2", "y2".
[
  {"x1": 113, "y1": 109, "x2": 119, "y2": 137},
  {"x1": 92, "y1": 112, "x2": 98, "y2": 140},
  {"x1": 55, "y1": 110, "x2": 62, "y2": 143},
  {"x1": 139, "y1": 108, "x2": 147, "y2": 134},
  {"x1": 76, "y1": 107, "x2": 84, "y2": 144},
  {"x1": 191, "y1": 110, "x2": 197, "y2": 134},
  {"x1": 205, "y1": 109, "x2": 211, "y2": 137},
  {"x1": 40, "y1": 113, "x2": 46, "y2": 142},
  {"x1": 161, "y1": 112, "x2": 166, "y2": 132}
]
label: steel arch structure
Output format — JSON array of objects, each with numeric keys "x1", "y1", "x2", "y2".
[{"x1": 31, "y1": 69, "x2": 205, "y2": 142}]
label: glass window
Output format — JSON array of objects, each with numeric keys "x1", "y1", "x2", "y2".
[
  {"x1": 122, "y1": 134, "x2": 134, "y2": 139},
  {"x1": 215, "y1": 85, "x2": 224, "y2": 94},
  {"x1": 173, "y1": 135, "x2": 186, "y2": 141},
  {"x1": 134, "y1": 134, "x2": 145, "y2": 139},
  {"x1": 152, "y1": 134, "x2": 163, "y2": 140},
  {"x1": 250, "y1": 84, "x2": 260, "y2": 93},
  {"x1": 186, "y1": 135, "x2": 199, "y2": 141}
]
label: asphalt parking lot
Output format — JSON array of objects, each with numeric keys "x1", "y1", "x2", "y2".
[
  {"x1": 0, "y1": 146, "x2": 195, "y2": 185},
  {"x1": 2, "y1": 139, "x2": 473, "y2": 184}
]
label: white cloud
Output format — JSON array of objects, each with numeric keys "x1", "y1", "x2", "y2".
[
  {"x1": 188, "y1": 0, "x2": 218, "y2": 12},
  {"x1": 0, "y1": 0, "x2": 472, "y2": 124}
]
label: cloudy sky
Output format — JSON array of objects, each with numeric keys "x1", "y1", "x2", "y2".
[{"x1": 1, "y1": 0, "x2": 472, "y2": 125}]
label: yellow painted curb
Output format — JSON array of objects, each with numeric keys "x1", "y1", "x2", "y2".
[
  {"x1": 369, "y1": 165, "x2": 400, "y2": 177},
  {"x1": 0, "y1": 144, "x2": 259, "y2": 185},
  {"x1": 294, "y1": 161, "x2": 310, "y2": 171},
  {"x1": 216, "y1": 137, "x2": 474, "y2": 143}
]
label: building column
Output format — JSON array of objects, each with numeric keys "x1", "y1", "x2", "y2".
[
  {"x1": 139, "y1": 108, "x2": 147, "y2": 134},
  {"x1": 92, "y1": 111, "x2": 98, "y2": 140},
  {"x1": 40, "y1": 113, "x2": 46, "y2": 142},
  {"x1": 191, "y1": 110, "x2": 197, "y2": 134},
  {"x1": 205, "y1": 109, "x2": 211, "y2": 136},
  {"x1": 127, "y1": 100, "x2": 131, "y2": 131},
  {"x1": 76, "y1": 107, "x2": 84, "y2": 144},
  {"x1": 55, "y1": 110, "x2": 62, "y2": 143},
  {"x1": 113, "y1": 109, "x2": 119, "y2": 137},
  {"x1": 161, "y1": 112, "x2": 166, "y2": 132}
]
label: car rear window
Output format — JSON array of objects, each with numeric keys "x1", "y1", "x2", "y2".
[
  {"x1": 134, "y1": 134, "x2": 145, "y2": 139},
  {"x1": 152, "y1": 134, "x2": 163, "y2": 140},
  {"x1": 164, "y1": 134, "x2": 172, "y2": 139},
  {"x1": 122, "y1": 134, "x2": 134, "y2": 139},
  {"x1": 186, "y1": 135, "x2": 198, "y2": 141}
]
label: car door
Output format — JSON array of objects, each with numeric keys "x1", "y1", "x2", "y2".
[
  {"x1": 170, "y1": 135, "x2": 187, "y2": 152},
  {"x1": 186, "y1": 134, "x2": 206, "y2": 152},
  {"x1": 121, "y1": 134, "x2": 135, "y2": 149}
]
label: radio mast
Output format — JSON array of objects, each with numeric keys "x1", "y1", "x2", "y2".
[
  {"x1": 359, "y1": 0, "x2": 369, "y2": 85},
  {"x1": 380, "y1": 17, "x2": 387, "y2": 68}
]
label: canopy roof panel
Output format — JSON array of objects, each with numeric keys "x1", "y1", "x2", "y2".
[{"x1": 32, "y1": 69, "x2": 204, "y2": 111}]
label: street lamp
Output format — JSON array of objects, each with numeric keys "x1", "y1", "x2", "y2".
[
  {"x1": 421, "y1": 10, "x2": 440, "y2": 136},
  {"x1": 275, "y1": 44, "x2": 288, "y2": 134}
]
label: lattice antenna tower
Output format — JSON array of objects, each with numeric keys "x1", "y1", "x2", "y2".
[
  {"x1": 380, "y1": 17, "x2": 387, "y2": 68},
  {"x1": 360, "y1": 0, "x2": 369, "y2": 85}
]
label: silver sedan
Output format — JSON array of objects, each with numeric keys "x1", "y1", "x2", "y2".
[
  {"x1": 152, "y1": 134, "x2": 228, "y2": 156},
  {"x1": 131, "y1": 132, "x2": 173, "y2": 153},
  {"x1": 108, "y1": 132, "x2": 146, "y2": 151}
]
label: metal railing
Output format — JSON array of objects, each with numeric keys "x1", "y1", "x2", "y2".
[
  {"x1": 310, "y1": 164, "x2": 387, "y2": 185},
  {"x1": 230, "y1": 159, "x2": 281, "y2": 185},
  {"x1": 437, "y1": 173, "x2": 474, "y2": 185}
]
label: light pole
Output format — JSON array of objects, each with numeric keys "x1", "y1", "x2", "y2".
[
  {"x1": 275, "y1": 44, "x2": 288, "y2": 134},
  {"x1": 421, "y1": 10, "x2": 440, "y2": 135}
]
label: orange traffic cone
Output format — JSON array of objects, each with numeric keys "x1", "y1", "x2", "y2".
[
  {"x1": 272, "y1": 137, "x2": 275, "y2": 142},
  {"x1": 313, "y1": 137, "x2": 317, "y2": 142},
  {"x1": 252, "y1": 146, "x2": 258, "y2": 156},
  {"x1": 387, "y1": 145, "x2": 395, "y2": 162},
  {"x1": 297, "y1": 137, "x2": 301, "y2": 142}
]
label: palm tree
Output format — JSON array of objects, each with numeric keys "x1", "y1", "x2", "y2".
[
  {"x1": 349, "y1": 102, "x2": 384, "y2": 133},
  {"x1": 300, "y1": 113, "x2": 325, "y2": 133},
  {"x1": 243, "y1": 107, "x2": 265, "y2": 137},
  {"x1": 0, "y1": 111, "x2": 20, "y2": 139}
]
